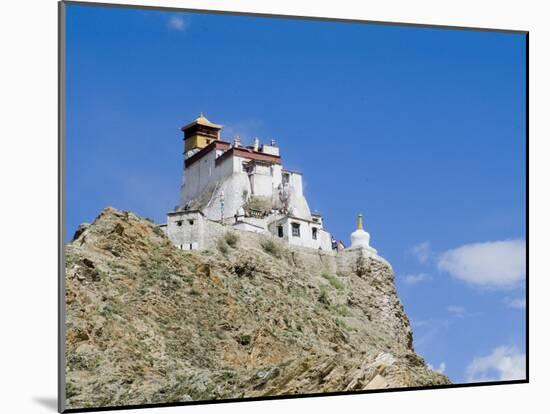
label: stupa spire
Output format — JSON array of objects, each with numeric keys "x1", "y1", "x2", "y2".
[{"x1": 350, "y1": 212, "x2": 377, "y2": 254}]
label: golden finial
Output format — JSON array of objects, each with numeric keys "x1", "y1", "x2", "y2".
[{"x1": 357, "y1": 213, "x2": 363, "y2": 230}]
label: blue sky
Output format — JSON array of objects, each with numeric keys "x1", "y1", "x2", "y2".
[{"x1": 65, "y1": 4, "x2": 526, "y2": 384}]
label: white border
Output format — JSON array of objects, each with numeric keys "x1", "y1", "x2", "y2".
[{"x1": 1, "y1": 1, "x2": 545, "y2": 413}]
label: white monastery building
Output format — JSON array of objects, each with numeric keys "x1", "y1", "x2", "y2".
[{"x1": 163, "y1": 114, "x2": 378, "y2": 256}]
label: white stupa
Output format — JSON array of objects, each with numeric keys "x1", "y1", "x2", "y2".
[{"x1": 350, "y1": 213, "x2": 377, "y2": 253}]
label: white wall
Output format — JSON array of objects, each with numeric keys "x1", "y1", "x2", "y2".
[
  {"x1": 261, "y1": 144, "x2": 280, "y2": 156},
  {"x1": 215, "y1": 152, "x2": 236, "y2": 178},
  {"x1": 181, "y1": 148, "x2": 310, "y2": 223},
  {"x1": 179, "y1": 149, "x2": 219, "y2": 205},
  {"x1": 166, "y1": 211, "x2": 204, "y2": 250},
  {"x1": 272, "y1": 164, "x2": 283, "y2": 189},
  {"x1": 202, "y1": 172, "x2": 252, "y2": 221},
  {"x1": 180, "y1": 150, "x2": 239, "y2": 208},
  {"x1": 250, "y1": 173, "x2": 273, "y2": 197},
  {"x1": 269, "y1": 217, "x2": 332, "y2": 251},
  {"x1": 286, "y1": 171, "x2": 303, "y2": 195},
  {"x1": 288, "y1": 188, "x2": 312, "y2": 220},
  {"x1": 281, "y1": 171, "x2": 312, "y2": 220},
  {"x1": 233, "y1": 221, "x2": 268, "y2": 234}
]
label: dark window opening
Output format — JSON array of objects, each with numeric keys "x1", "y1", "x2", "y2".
[
  {"x1": 189, "y1": 243, "x2": 193, "y2": 250},
  {"x1": 188, "y1": 219, "x2": 194, "y2": 225},
  {"x1": 177, "y1": 220, "x2": 183, "y2": 226},
  {"x1": 282, "y1": 173, "x2": 290, "y2": 185},
  {"x1": 312, "y1": 227, "x2": 318, "y2": 240},
  {"x1": 277, "y1": 225, "x2": 284, "y2": 238},
  {"x1": 291, "y1": 223, "x2": 300, "y2": 237}
]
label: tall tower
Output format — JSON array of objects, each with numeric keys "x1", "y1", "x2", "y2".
[{"x1": 181, "y1": 113, "x2": 223, "y2": 159}]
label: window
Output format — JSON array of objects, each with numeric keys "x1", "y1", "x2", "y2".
[
  {"x1": 278, "y1": 225, "x2": 284, "y2": 238},
  {"x1": 188, "y1": 219, "x2": 194, "y2": 225},
  {"x1": 282, "y1": 173, "x2": 290, "y2": 185},
  {"x1": 177, "y1": 220, "x2": 183, "y2": 227},
  {"x1": 291, "y1": 222, "x2": 300, "y2": 237},
  {"x1": 312, "y1": 227, "x2": 318, "y2": 240}
]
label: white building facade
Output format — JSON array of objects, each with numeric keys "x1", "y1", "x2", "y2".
[{"x1": 165, "y1": 114, "x2": 334, "y2": 251}]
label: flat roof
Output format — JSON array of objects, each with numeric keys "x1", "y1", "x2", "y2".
[
  {"x1": 215, "y1": 146, "x2": 282, "y2": 166},
  {"x1": 184, "y1": 140, "x2": 231, "y2": 168},
  {"x1": 282, "y1": 169, "x2": 302, "y2": 175},
  {"x1": 272, "y1": 215, "x2": 321, "y2": 225},
  {"x1": 167, "y1": 209, "x2": 205, "y2": 216}
]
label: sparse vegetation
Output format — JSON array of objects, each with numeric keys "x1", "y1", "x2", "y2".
[
  {"x1": 237, "y1": 334, "x2": 251, "y2": 346},
  {"x1": 224, "y1": 232, "x2": 239, "y2": 248},
  {"x1": 336, "y1": 318, "x2": 352, "y2": 331},
  {"x1": 321, "y1": 272, "x2": 344, "y2": 290},
  {"x1": 318, "y1": 285, "x2": 330, "y2": 305},
  {"x1": 217, "y1": 239, "x2": 229, "y2": 255},
  {"x1": 66, "y1": 381, "x2": 80, "y2": 399},
  {"x1": 231, "y1": 261, "x2": 259, "y2": 278},
  {"x1": 331, "y1": 304, "x2": 352, "y2": 317},
  {"x1": 100, "y1": 302, "x2": 119, "y2": 318},
  {"x1": 221, "y1": 370, "x2": 236, "y2": 381},
  {"x1": 64, "y1": 206, "x2": 451, "y2": 409},
  {"x1": 261, "y1": 238, "x2": 282, "y2": 258},
  {"x1": 152, "y1": 226, "x2": 165, "y2": 237}
]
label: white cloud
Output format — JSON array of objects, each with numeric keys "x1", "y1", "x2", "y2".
[
  {"x1": 466, "y1": 346, "x2": 526, "y2": 382},
  {"x1": 427, "y1": 362, "x2": 446, "y2": 374},
  {"x1": 504, "y1": 297, "x2": 526, "y2": 310},
  {"x1": 447, "y1": 305, "x2": 465, "y2": 318},
  {"x1": 167, "y1": 15, "x2": 188, "y2": 31},
  {"x1": 403, "y1": 273, "x2": 431, "y2": 285},
  {"x1": 411, "y1": 241, "x2": 431, "y2": 264},
  {"x1": 437, "y1": 240, "x2": 526, "y2": 288}
]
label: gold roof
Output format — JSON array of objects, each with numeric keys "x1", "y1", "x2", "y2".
[{"x1": 181, "y1": 113, "x2": 223, "y2": 131}]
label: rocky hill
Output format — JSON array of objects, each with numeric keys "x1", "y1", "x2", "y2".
[{"x1": 64, "y1": 208, "x2": 449, "y2": 410}]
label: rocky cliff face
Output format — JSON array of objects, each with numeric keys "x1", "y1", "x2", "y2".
[{"x1": 64, "y1": 208, "x2": 449, "y2": 410}]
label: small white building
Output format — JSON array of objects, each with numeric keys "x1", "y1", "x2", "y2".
[{"x1": 165, "y1": 113, "x2": 333, "y2": 251}]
